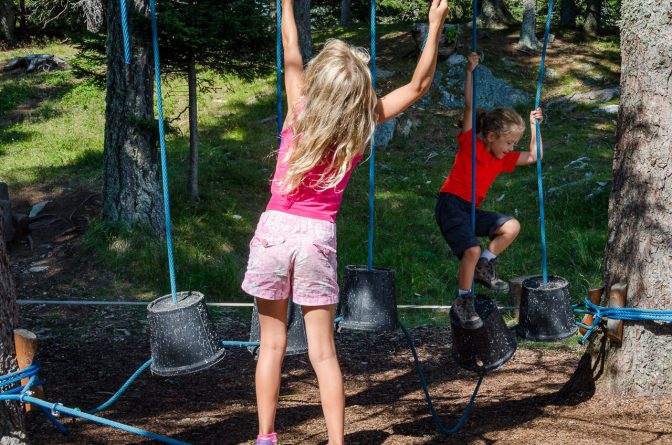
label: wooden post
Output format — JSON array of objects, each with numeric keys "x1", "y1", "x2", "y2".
[
  {"x1": 13, "y1": 329, "x2": 44, "y2": 412},
  {"x1": 606, "y1": 283, "x2": 627, "y2": 345},
  {"x1": 579, "y1": 287, "x2": 604, "y2": 335},
  {"x1": 508, "y1": 275, "x2": 536, "y2": 322}
]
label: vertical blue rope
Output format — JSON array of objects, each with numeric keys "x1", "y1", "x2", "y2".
[
  {"x1": 367, "y1": 0, "x2": 377, "y2": 271},
  {"x1": 149, "y1": 0, "x2": 178, "y2": 304},
  {"x1": 400, "y1": 322, "x2": 484, "y2": 434},
  {"x1": 534, "y1": 0, "x2": 554, "y2": 284},
  {"x1": 119, "y1": 0, "x2": 131, "y2": 64},
  {"x1": 470, "y1": 0, "x2": 478, "y2": 294},
  {"x1": 276, "y1": 0, "x2": 283, "y2": 136}
]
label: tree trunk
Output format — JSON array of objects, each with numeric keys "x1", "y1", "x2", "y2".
[
  {"x1": 479, "y1": 0, "x2": 517, "y2": 28},
  {"x1": 583, "y1": 0, "x2": 602, "y2": 36},
  {"x1": 0, "y1": 204, "x2": 28, "y2": 444},
  {"x1": 17, "y1": 0, "x2": 25, "y2": 35},
  {"x1": 339, "y1": 0, "x2": 352, "y2": 26},
  {"x1": 560, "y1": 0, "x2": 578, "y2": 28},
  {"x1": 589, "y1": 0, "x2": 672, "y2": 396},
  {"x1": 294, "y1": 0, "x2": 312, "y2": 62},
  {"x1": 518, "y1": 0, "x2": 539, "y2": 49},
  {"x1": 187, "y1": 55, "x2": 200, "y2": 202},
  {"x1": 102, "y1": 0, "x2": 165, "y2": 236},
  {"x1": 0, "y1": 0, "x2": 15, "y2": 42}
]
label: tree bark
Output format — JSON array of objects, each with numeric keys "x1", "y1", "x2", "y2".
[
  {"x1": 340, "y1": 0, "x2": 352, "y2": 27},
  {"x1": 583, "y1": 0, "x2": 602, "y2": 36},
  {"x1": 518, "y1": 0, "x2": 539, "y2": 49},
  {"x1": 103, "y1": 0, "x2": 165, "y2": 236},
  {"x1": 17, "y1": 0, "x2": 25, "y2": 35},
  {"x1": 560, "y1": 0, "x2": 578, "y2": 28},
  {"x1": 0, "y1": 204, "x2": 28, "y2": 444},
  {"x1": 479, "y1": 0, "x2": 517, "y2": 28},
  {"x1": 294, "y1": 0, "x2": 312, "y2": 62},
  {"x1": 187, "y1": 55, "x2": 200, "y2": 202},
  {"x1": 0, "y1": 0, "x2": 15, "y2": 42},
  {"x1": 589, "y1": 0, "x2": 672, "y2": 396}
]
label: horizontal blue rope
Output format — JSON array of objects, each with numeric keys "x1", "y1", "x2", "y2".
[
  {"x1": 0, "y1": 394, "x2": 190, "y2": 445},
  {"x1": 221, "y1": 340, "x2": 260, "y2": 348},
  {"x1": 573, "y1": 297, "x2": 672, "y2": 343}
]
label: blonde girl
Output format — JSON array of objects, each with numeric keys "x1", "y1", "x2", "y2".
[{"x1": 242, "y1": 1, "x2": 450, "y2": 444}]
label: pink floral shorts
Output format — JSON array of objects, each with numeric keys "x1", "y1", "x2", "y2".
[{"x1": 241, "y1": 211, "x2": 339, "y2": 306}]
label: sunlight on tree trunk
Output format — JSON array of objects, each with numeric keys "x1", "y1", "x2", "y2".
[
  {"x1": 0, "y1": 206, "x2": 27, "y2": 444},
  {"x1": 102, "y1": 0, "x2": 165, "y2": 236},
  {"x1": 586, "y1": 0, "x2": 672, "y2": 396},
  {"x1": 584, "y1": 0, "x2": 602, "y2": 35},
  {"x1": 0, "y1": 0, "x2": 15, "y2": 42},
  {"x1": 479, "y1": 0, "x2": 517, "y2": 28},
  {"x1": 187, "y1": 55, "x2": 200, "y2": 202},
  {"x1": 518, "y1": 0, "x2": 539, "y2": 49}
]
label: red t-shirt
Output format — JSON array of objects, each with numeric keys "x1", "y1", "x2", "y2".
[{"x1": 439, "y1": 129, "x2": 520, "y2": 207}]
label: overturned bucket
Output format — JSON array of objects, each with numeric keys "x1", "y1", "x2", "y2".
[
  {"x1": 337, "y1": 265, "x2": 398, "y2": 332},
  {"x1": 450, "y1": 296, "x2": 517, "y2": 372},
  {"x1": 148, "y1": 291, "x2": 226, "y2": 377},
  {"x1": 517, "y1": 275, "x2": 578, "y2": 341},
  {"x1": 249, "y1": 299, "x2": 308, "y2": 357}
]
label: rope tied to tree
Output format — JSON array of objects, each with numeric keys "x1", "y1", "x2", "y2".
[{"x1": 573, "y1": 297, "x2": 672, "y2": 344}]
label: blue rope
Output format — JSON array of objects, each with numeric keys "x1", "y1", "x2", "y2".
[
  {"x1": 119, "y1": 0, "x2": 131, "y2": 64},
  {"x1": 399, "y1": 322, "x2": 484, "y2": 434},
  {"x1": 276, "y1": 0, "x2": 283, "y2": 136},
  {"x1": 87, "y1": 359, "x2": 152, "y2": 415},
  {"x1": 221, "y1": 340, "x2": 260, "y2": 348},
  {"x1": 149, "y1": 0, "x2": 178, "y2": 303},
  {"x1": 533, "y1": 0, "x2": 554, "y2": 283},
  {"x1": 367, "y1": 0, "x2": 377, "y2": 271},
  {"x1": 0, "y1": 393, "x2": 190, "y2": 445},
  {"x1": 470, "y1": 0, "x2": 478, "y2": 294},
  {"x1": 573, "y1": 297, "x2": 672, "y2": 343}
]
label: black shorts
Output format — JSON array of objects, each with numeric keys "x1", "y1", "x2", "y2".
[{"x1": 435, "y1": 192, "x2": 513, "y2": 258}]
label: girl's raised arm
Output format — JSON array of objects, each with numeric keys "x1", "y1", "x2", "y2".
[
  {"x1": 461, "y1": 52, "x2": 479, "y2": 133},
  {"x1": 282, "y1": 0, "x2": 304, "y2": 123},
  {"x1": 375, "y1": 0, "x2": 449, "y2": 124}
]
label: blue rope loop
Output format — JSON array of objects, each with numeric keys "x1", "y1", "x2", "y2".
[
  {"x1": 367, "y1": 0, "x2": 377, "y2": 271},
  {"x1": 533, "y1": 0, "x2": 555, "y2": 283},
  {"x1": 119, "y1": 0, "x2": 131, "y2": 64},
  {"x1": 149, "y1": 0, "x2": 178, "y2": 303},
  {"x1": 573, "y1": 297, "x2": 672, "y2": 344},
  {"x1": 399, "y1": 322, "x2": 484, "y2": 434}
]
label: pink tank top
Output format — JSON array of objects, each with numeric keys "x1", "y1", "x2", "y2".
[{"x1": 266, "y1": 126, "x2": 363, "y2": 223}]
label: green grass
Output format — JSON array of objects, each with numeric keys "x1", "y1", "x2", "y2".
[{"x1": 0, "y1": 27, "x2": 620, "y2": 327}]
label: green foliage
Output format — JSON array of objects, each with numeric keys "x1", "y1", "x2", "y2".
[
  {"x1": 443, "y1": 25, "x2": 460, "y2": 46},
  {"x1": 1, "y1": 29, "x2": 620, "y2": 326},
  {"x1": 155, "y1": 0, "x2": 272, "y2": 78}
]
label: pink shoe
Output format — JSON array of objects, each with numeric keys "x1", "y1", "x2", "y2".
[{"x1": 255, "y1": 432, "x2": 278, "y2": 445}]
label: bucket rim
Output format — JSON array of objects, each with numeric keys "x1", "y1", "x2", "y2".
[
  {"x1": 344, "y1": 264, "x2": 395, "y2": 274},
  {"x1": 150, "y1": 347, "x2": 226, "y2": 377},
  {"x1": 522, "y1": 275, "x2": 569, "y2": 290},
  {"x1": 148, "y1": 291, "x2": 205, "y2": 313}
]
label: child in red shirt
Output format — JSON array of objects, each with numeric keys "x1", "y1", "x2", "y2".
[{"x1": 436, "y1": 53, "x2": 544, "y2": 329}]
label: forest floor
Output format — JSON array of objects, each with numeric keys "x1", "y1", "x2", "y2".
[
  {"x1": 7, "y1": 167, "x2": 672, "y2": 445},
  {"x1": 3, "y1": 21, "x2": 671, "y2": 445}
]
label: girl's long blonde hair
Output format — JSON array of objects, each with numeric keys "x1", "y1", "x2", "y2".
[{"x1": 279, "y1": 39, "x2": 377, "y2": 194}]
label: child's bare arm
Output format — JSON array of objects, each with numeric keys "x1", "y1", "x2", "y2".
[
  {"x1": 375, "y1": 0, "x2": 449, "y2": 123},
  {"x1": 461, "y1": 52, "x2": 480, "y2": 133},
  {"x1": 517, "y1": 108, "x2": 544, "y2": 165},
  {"x1": 282, "y1": 0, "x2": 304, "y2": 123}
]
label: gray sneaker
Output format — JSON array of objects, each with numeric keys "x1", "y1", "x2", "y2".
[
  {"x1": 452, "y1": 295, "x2": 483, "y2": 330},
  {"x1": 474, "y1": 258, "x2": 509, "y2": 292}
]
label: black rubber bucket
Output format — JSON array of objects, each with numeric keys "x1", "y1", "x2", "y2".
[
  {"x1": 450, "y1": 296, "x2": 517, "y2": 372},
  {"x1": 249, "y1": 299, "x2": 308, "y2": 357},
  {"x1": 148, "y1": 291, "x2": 226, "y2": 377},
  {"x1": 337, "y1": 265, "x2": 398, "y2": 332},
  {"x1": 517, "y1": 275, "x2": 578, "y2": 341}
]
